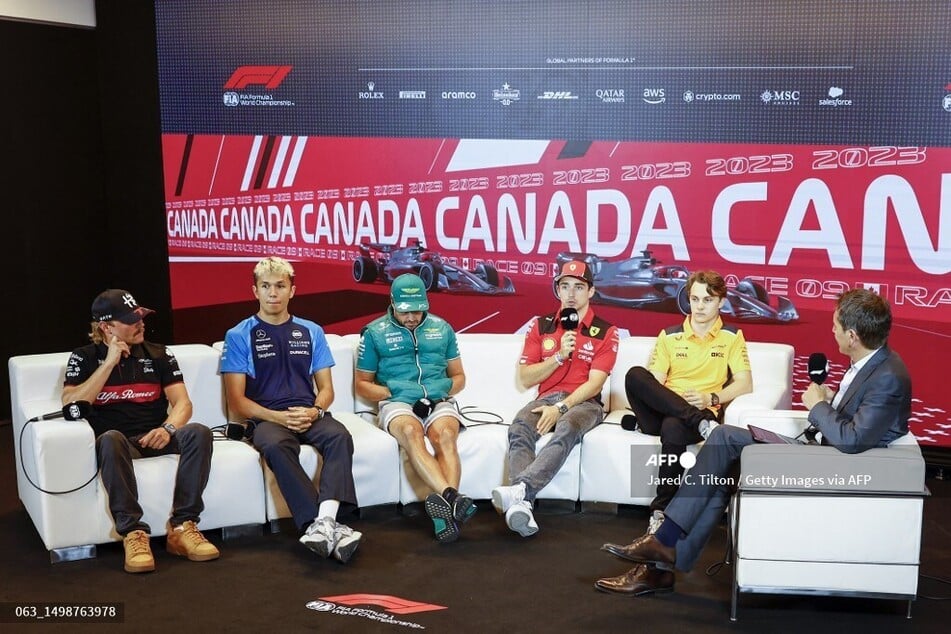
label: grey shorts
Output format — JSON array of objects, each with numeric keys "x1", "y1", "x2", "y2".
[{"x1": 378, "y1": 399, "x2": 465, "y2": 434}]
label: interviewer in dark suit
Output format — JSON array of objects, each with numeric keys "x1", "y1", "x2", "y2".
[{"x1": 595, "y1": 288, "x2": 911, "y2": 596}]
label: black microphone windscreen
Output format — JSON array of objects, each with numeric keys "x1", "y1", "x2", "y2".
[
  {"x1": 63, "y1": 401, "x2": 91, "y2": 420},
  {"x1": 620, "y1": 414, "x2": 637, "y2": 431},
  {"x1": 807, "y1": 353, "x2": 829, "y2": 384},
  {"x1": 559, "y1": 307, "x2": 579, "y2": 331}
]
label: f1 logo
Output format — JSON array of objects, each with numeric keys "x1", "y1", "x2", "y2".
[
  {"x1": 224, "y1": 65, "x2": 292, "y2": 90},
  {"x1": 318, "y1": 594, "x2": 447, "y2": 615}
]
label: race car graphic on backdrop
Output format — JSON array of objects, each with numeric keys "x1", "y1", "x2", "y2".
[
  {"x1": 554, "y1": 251, "x2": 799, "y2": 322},
  {"x1": 353, "y1": 238, "x2": 516, "y2": 295}
]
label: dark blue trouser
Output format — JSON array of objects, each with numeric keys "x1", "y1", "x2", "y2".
[
  {"x1": 251, "y1": 416, "x2": 358, "y2": 530},
  {"x1": 96, "y1": 423, "x2": 213, "y2": 535},
  {"x1": 663, "y1": 424, "x2": 752, "y2": 572}
]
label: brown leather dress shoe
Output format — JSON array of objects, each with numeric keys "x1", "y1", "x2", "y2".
[
  {"x1": 601, "y1": 533, "x2": 676, "y2": 566},
  {"x1": 594, "y1": 564, "x2": 675, "y2": 596}
]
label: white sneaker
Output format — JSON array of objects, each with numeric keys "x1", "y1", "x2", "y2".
[
  {"x1": 330, "y1": 522, "x2": 362, "y2": 564},
  {"x1": 698, "y1": 419, "x2": 717, "y2": 440},
  {"x1": 648, "y1": 510, "x2": 665, "y2": 535},
  {"x1": 505, "y1": 500, "x2": 539, "y2": 537},
  {"x1": 299, "y1": 517, "x2": 337, "y2": 558},
  {"x1": 491, "y1": 482, "x2": 527, "y2": 514}
]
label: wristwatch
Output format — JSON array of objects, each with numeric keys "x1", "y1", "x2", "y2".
[
  {"x1": 709, "y1": 393, "x2": 720, "y2": 407},
  {"x1": 162, "y1": 423, "x2": 177, "y2": 437},
  {"x1": 555, "y1": 401, "x2": 569, "y2": 415}
]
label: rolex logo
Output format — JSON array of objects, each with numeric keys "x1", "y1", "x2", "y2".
[{"x1": 368, "y1": 82, "x2": 375, "y2": 91}]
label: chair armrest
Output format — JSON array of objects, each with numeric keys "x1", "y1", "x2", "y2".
[
  {"x1": 17, "y1": 412, "x2": 98, "y2": 495},
  {"x1": 737, "y1": 409, "x2": 810, "y2": 436},
  {"x1": 739, "y1": 443, "x2": 926, "y2": 495},
  {"x1": 724, "y1": 387, "x2": 793, "y2": 427}
]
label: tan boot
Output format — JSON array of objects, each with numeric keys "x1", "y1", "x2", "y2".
[
  {"x1": 166, "y1": 520, "x2": 220, "y2": 562},
  {"x1": 123, "y1": 530, "x2": 155, "y2": 573}
]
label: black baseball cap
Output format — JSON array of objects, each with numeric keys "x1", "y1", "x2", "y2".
[{"x1": 91, "y1": 289, "x2": 155, "y2": 324}]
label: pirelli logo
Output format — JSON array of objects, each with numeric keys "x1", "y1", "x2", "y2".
[{"x1": 223, "y1": 65, "x2": 292, "y2": 90}]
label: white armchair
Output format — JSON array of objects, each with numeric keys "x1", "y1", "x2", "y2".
[{"x1": 732, "y1": 410, "x2": 927, "y2": 620}]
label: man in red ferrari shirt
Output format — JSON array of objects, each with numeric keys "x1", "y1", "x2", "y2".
[{"x1": 491, "y1": 260, "x2": 619, "y2": 537}]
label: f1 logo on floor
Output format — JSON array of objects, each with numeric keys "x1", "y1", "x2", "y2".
[{"x1": 317, "y1": 594, "x2": 447, "y2": 615}]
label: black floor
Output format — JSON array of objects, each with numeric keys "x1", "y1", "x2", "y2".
[{"x1": 2, "y1": 422, "x2": 950, "y2": 633}]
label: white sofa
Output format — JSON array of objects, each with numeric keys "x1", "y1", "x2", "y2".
[
  {"x1": 8, "y1": 345, "x2": 266, "y2": 563},
  {"x1": 238, "y1": 335, "x2": 401, "y2": 526},
  {"x1": 731, "y1": 410, "x2": 927, "y2": 620},
  {"x1": 9, "y1": 333, "x2": 795, "y2": 560}
]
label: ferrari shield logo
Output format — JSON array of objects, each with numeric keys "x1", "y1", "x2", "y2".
[{"x1": 588, "y1": 326, "x2": 600, "y2": 337}]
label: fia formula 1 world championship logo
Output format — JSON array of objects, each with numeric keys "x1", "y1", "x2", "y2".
[{"x1": 306, "y1": 594, "x2": 447, "y2": 629}]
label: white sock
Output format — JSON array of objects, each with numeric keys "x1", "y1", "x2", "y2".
[{"x1": 317, "y1": 500, "x2": 340, "y2": 521}]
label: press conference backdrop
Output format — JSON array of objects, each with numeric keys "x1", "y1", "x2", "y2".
[{"x1": 154, "y1": 1, "x2": 950, "y2": 447}]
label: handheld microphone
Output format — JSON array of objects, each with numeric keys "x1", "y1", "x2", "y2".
[
  {"x1": 808, "y1": 353, "x2": 829, "y2": 384},
  {"x1": 559, "y1": 307, "x2": 579, "y2": 331},
  {"x1": 226, "y1": 420, "x2": 255, "y2": 441},
  {"x1": 559, "y1": 307, "x2": 579, "y2": 359},
  {"x1": 28, "y1": 401, "x2": 91, "y2": 423},
  {"x1": 802, "y1": 353, "x2": 829, "y2": 442},
  {"x1": 413, "y1": 398, "x2": 443, "y2": 419}
]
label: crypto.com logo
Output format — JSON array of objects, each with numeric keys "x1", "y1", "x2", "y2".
[
  {"x1": 223, "y1": 65, "x2": 293, "y2": 90},
  {"x1": 317, "y1": 594, "x2": 447, "y2": 615}
]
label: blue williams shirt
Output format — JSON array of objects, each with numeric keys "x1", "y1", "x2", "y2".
[{"x1": 220, "y1": 315, "x2": 334, "y2": 411}]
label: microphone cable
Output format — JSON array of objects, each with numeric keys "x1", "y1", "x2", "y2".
[{"x1": 18, "y1": 419, "x2": 100, "y2": 495}]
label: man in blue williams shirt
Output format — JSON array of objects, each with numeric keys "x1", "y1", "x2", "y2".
[{"x1": 220, "y1": 257, "x2": 361, "y2": 563}]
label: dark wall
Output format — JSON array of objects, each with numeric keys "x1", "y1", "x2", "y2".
[{"x1": 0, "y1": 1, "x2": 170, "y2": 419}]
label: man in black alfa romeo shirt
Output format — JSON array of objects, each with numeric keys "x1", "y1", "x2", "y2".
[{"x1": 63, "y1": 289, "x2": 219, "y2": 573}]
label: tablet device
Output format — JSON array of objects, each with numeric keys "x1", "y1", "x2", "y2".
[{"x1": 747, "y1": 424, "x2": 806, "y2": 445}]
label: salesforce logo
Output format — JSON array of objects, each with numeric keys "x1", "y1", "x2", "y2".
[{"x1": 818, "y1": 86, "x2": 853, "y2": 107}]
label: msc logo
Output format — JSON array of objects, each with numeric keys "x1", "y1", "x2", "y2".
[
  {"x1": 760, "y1": 89, "x2": 800, "y2": 105},
  {"x1": 224, "y1": 65, "x2": 292, "y2": 90},
  {"x1": 710, "y1": 351, "x2": 725, "y2": 358},
  {"x1": 316, "y1": 594, "x2": 447, "y2": 615}
]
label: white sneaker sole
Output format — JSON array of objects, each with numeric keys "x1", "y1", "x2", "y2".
[
  {"x1": 505, "y1": 507, "x2": 539, "y2": 537},
  {"x1": 332, "y1": 532, "x2": 362, "y2": 563},
  {"x1": 299, "y1": 535, "x2": 334, "y2": 558},
  {"x1": 490, "y1": 488, "x2": 508, "y2": 514}
]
